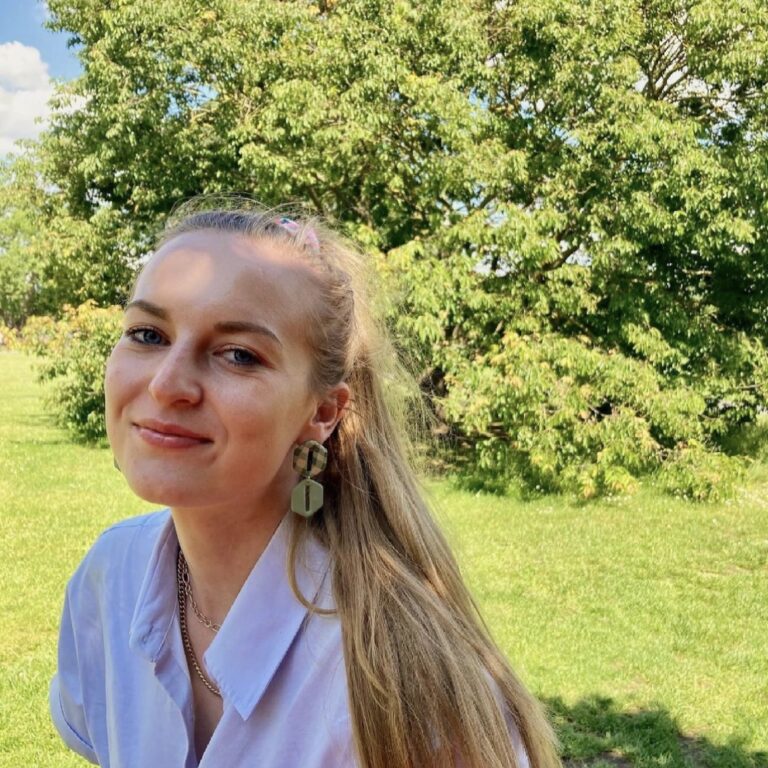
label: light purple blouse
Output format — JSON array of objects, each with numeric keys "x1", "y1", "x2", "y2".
[{"x1": 50, "y1": 510, "x2": 529, "y2": 767}]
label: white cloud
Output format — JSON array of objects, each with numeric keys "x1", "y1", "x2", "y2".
[
  {"x1": 0, "y1": 42, "x2": 55, "y2": 156},
  {"x1": 0, "y1": 41, "x2": 50, "y2": 90}
]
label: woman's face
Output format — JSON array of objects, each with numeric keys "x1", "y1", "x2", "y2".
[{"x1": 105, "y1": 229, "x2": 341, "y2": 515}]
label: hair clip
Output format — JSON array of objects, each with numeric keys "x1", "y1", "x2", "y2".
[{"x1": 274, "y1": 216, "x2": 321, "y2": 255}]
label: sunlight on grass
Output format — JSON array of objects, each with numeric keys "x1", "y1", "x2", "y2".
[
  {"x1": 429, "y1": 481, "x2": 768, "y2": 761},
  {"x1": 0, "y1": 353, "x2": 145, "y2": 768},
  {"x1": 1, "y1": 350, "x2": 766, "y2": 767}
]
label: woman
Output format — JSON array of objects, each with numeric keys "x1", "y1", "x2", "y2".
[{"x1": 50, "y1": 204, "x2": 560, "y2": 768}]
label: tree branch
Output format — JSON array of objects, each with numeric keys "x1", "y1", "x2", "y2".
[{"x1": 536, "y1": 240, "x2": 582, "y2": 274}]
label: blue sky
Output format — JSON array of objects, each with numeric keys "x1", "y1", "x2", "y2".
[
  {"x1": 0, "y1": 0, "x2": 82, "y2": 155},
  {"x1": 0, "y1": 1, "x2": 81, "y2": 80}
]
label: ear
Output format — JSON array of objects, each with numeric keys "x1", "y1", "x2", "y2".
[{"x1": 301, "y1": 382, "x2": 350, "y2": 445}]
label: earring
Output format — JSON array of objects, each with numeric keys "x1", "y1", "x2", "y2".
[
  {"x1": 113, "y1": 457, "x2": 121, "y2": 472},
  {"x1": 291, "y1": 440, "x2": 328, "y2": 518}
]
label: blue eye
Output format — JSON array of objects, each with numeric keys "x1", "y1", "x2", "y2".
[
  {"x1": 222, "y1": 347, "x2": 262, "y2": 367},
  {"x1": 126, "y1": 327, "x2": 165, "y2": 345}
]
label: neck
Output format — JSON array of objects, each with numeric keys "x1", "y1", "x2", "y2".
[{"x1": 171, "y1": 501, "x2": 287, "y2": 627}]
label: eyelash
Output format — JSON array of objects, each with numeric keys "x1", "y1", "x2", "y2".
[
  {"x1": 125, "y1": 326, "x2": 164, "y2": 346},
  {"x1": 220, "y1": 347, "x2": 262, "y2": 368},
  {"x1": 124, "y1": 327, "x2": 263, "y2": 368}
]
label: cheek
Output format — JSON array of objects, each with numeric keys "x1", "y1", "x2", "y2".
[
  {"x1": 226, "y1": 388, "x2": 310, "y2": 453},
  {"x1": 104, "y1": 350, "x2": 137, "y2": 434},
  {"x1": 104, "y1": 351, "x2": 123, "y2": 407},
  {"x1": 104, "y1": 359, "x2": 122, "y2": 446}
]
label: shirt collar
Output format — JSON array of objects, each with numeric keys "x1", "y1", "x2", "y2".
[
  {"x1": 203, "y1": 516, "x2": 332, "y2": 720},
  {"x1": 128, "y1": 511, "x2": 333, "y2": 722},
  {"x1": 128, "y1": 510, "x2": 178, "y2": 663}
]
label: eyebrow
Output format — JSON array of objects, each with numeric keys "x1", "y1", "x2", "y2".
[
  {"x1": 125, "y1": 299, "x2": 283, "y2": 347},
  {"x1": 125, "y1": 299, "x2": 169, "y2": 320},
  {"x1": 213, "y1": 320, "x2": 282, "y2": 347}
]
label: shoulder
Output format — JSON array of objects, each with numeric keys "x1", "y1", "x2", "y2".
[
  {"x1": 82, "y1": 509, "x2": 169, "y2": 563},
  {"x1": 66, "y1": 509, "x2": 171, "y2": 600},
  {"x1": 95, "y1": 508, "x2": 170, "y2": 547}
]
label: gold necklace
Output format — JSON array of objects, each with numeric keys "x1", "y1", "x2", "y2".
[
  {"x1": 178, "y1": 550, "x2": 221, "y2": 633},
  {"x1": 176, "y1": 549, "x2": 222, "y2": 698}
]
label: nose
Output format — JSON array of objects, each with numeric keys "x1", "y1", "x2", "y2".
[{"x1": 147, "y1": 345, "x2": 203, "y2": 406}]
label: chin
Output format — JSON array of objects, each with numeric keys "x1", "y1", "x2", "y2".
[{"x1": 122, "y1": 470, "x2": 204, "y2": 509}]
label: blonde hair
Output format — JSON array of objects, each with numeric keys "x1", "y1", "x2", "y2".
[{"x1": 160, "y1": 202, "x2": 561, "y2": 768}]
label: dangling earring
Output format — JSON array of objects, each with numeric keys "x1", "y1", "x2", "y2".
[
  {"x1": 113, "y1": 457, "x2": 121, "y2": 472},
  {"x1": 291, "y1": 440, "x2": 328, "y2": 518}
]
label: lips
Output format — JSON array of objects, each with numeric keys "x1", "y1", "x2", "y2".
[
  {"x1": 133, "y1": 419, "x2": 213, "y2": 448},
  {"x1": 137, "y1": 419, "x2": 210, "y2": 440}
]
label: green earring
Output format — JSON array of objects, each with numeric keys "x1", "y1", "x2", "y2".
[{"x1": 291, "y1": 440, "x2": 328, "y2": 518}]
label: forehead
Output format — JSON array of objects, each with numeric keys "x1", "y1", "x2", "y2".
[{"x1": 132, "y1": 230, "x2": 319, "y2": 335}]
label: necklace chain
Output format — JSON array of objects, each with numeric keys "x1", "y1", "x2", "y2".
[
  {"x1": 176, "y1": 549, "x2": 222, "y2": 698},
  {"x1": 178, "y1": 551, "x2": 222, "y2": 633}
]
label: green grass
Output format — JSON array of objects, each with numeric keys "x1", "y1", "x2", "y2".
[
  {"x1": 0, "y1": 352, "x2": 145, "y2": 768},
  {"x1": 1, "y1": 349, "x2": 766, "y2": 767}
]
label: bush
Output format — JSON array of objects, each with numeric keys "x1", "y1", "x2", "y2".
[
  {"x1": 14, "y1": 314, "x2": 58, "y2": 355},
  {"x1": 419, "y1": 323, "x2": 758, "y2": 501},
  {"x1": 21, "y1": 302, "x2": 122, "y2": 442},
  {"x1": 658, "y1": 441, "x2": 747, "y2": 502},
  {"x1": 0, "y1": 321, "x2": 20, "y2": 349}
]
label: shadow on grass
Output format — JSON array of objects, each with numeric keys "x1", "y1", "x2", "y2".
[
  {"x1": 7, "y1": 435, "x2": 72, "y2": 448},
  {"x1": 8, "y1": 412, "x2": 59, "y2": 433},
  {"x1": 9, "y1": 413, "x2": 109, "y2": 449},
  {"x1": 548, "y1": 695, "x2": 767, "y2": 768}
]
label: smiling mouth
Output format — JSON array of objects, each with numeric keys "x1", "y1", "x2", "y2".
[{"x1": 133, "y1": 421, "x2": 213, "y2": 448}]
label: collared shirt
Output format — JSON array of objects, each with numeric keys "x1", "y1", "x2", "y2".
[
  {"x1": 50, "y1": 510, "x2": 530, "y2": 768},
  {"x1": 50, "y1": 510, "x2": 353, "y2": 767}
]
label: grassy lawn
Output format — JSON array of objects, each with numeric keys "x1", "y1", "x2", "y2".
[{"x1": 1, "y1": 349, "x2": 766, "y2": 767}]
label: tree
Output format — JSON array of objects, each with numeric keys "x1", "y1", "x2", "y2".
[
  {"x1": 4, "y1": 0, "x2": 767, "y2": 497},
  {"x1": 0, "y1": 152, "x2": 136, "y2": 324}
]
